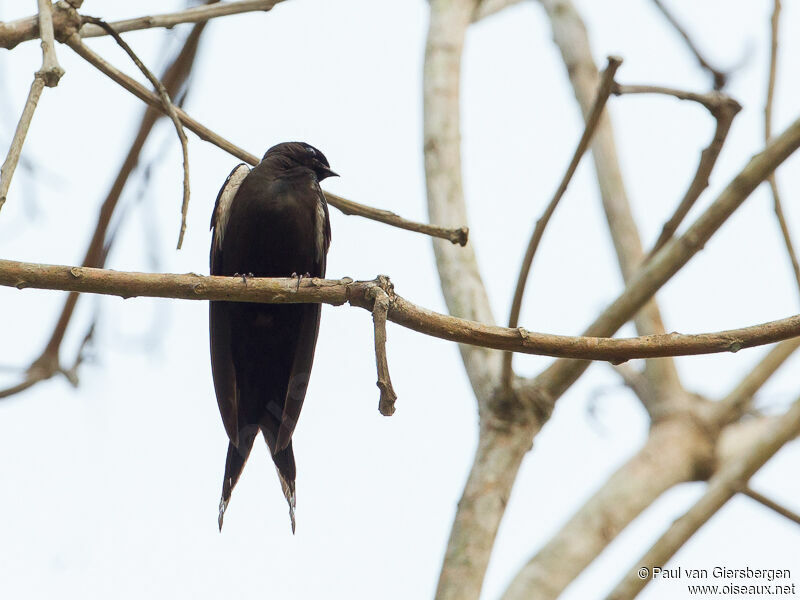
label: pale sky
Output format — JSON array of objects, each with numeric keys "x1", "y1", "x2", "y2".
[{"x1": 1, "y1": 1, "x2": 799, "y2": 599}]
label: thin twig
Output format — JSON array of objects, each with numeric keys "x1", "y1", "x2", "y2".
[
  {"x1": 35, "y1": 0, "x2": 64, "y2": 87},
  {"x1": 65, "y1": 34, "x2": 469, "y2": 245},
  {"x1": 607, "y1": 395, "x2": 800, "y2": 600},
  {"x1": 502, "y1": 56, "x2": 622, "y2": 389},
  {"x1": 0, "y1": 0, "x2": 284, "y2": 49},
  {"x1": 0, "y1": 20, "x2": 210, "y2": 400},
  {"x1": 764, "y1": 0, "x2": 800, "y2": 298},
  {"x1": 742, "y1": 486, "x2": 800, "y2": 527},
  {"x1": 6, "y1": 259, "x2": 800, "y2": 362},
  {"x1": 651, "y1": 0, "x2": 729, "y2": 90},
  {"x1": 326, "y1": 192, "x2": 468, "y2": 246},
  {"x1": 0, "y1": 77, "x2": 45, "y2": 212},
  {"x1": 612, "y1": 84, "x2": 742, "y2": 258},
  {"x1": 369, "y1": 280, "x2": 398, "y2": 416},
  {"x1": 81, "y1": 17, "x2": 191, "y2": 250}
]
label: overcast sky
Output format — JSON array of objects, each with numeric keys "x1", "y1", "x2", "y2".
[{"x1": 1, "y1": 1, "x2": 799, "y2": 599}]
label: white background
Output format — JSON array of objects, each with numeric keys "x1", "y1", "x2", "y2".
[{"x1": 1, "y1": 1, "x2": 799, "y2": 598}]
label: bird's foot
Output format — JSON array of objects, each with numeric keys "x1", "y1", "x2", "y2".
[
  {"x1": 233, "y1": 272, "x2": 255, "y2": 285},
  {"x1": 290, "y1": 272, "x2": 312, "y2": 292}
]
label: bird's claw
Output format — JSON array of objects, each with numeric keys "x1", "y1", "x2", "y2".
[
  {"x1": 290, "y1": 272, "x2": 312, "y2": 292},
  {"x1": 233, "y1": 272, "x2": 255, "y2": 285}
]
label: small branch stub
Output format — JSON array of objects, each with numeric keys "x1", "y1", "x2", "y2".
[{"x1": 369, "y1": 279, "x2": 397, "y2": 416}]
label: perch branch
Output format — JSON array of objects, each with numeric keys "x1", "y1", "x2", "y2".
[
  {"x1": 607, "y1": 395, "x2": 800, "y2": 600},
  {"x1": 503, "y1": 55, "x2": 622, "y2": 390},
  {"x1": 369, "y1": 281, "x2": 398, "y2": 416},
  {"x1": 36, "y1": 0, "x2": 64, "y2": 87},
  {"x1": 5, "y1": 259, "x2": 800, "y2": 362},
  {"x1": 81, "y1": 17, "x2": 191, "y2": 249}
]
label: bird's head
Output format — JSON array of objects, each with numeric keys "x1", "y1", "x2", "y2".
[{"x1": 263, "y1": 142, "x2": 338, "y2": 181}]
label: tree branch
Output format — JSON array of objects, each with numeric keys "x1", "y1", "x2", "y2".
[
  {"x1": 64, "y1": 34, "x2": 469, "y2": 246},
  {"x1": 81, "y1": 16, "x2": 191, "y2": 249},
  {"x1": 763, "y1": 0, "x2": 800, "y2": 299},
  {"x1": 368, "y1": 281, "x2": 398, "y2": 416},
  {"x1": 651, "y1": 0, "x2": 730, "y2": 90},
  {"x1": 503, "y1": 55, "x2": 622, "y2": 390},
  {"x1": 612, "y1": 85, "x2": 742, "y2": 258},
  {"x1": 36, "y1": 0, "x2": 64, "y2": 86},
  {"x1": 607, "y1": 395, "x2": 800, "y2": 600},
  {"x1": 4, "y1": 259, "x2": 800, "y2": 372},
  {"x1": 742, "y1": 486, "x2": 800, "y2": 527}
]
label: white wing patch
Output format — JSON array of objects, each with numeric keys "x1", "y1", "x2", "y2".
[
  {"x1": 213, "y1": 164, "x2": 250, "y2": 246},
  {"x1": 312, "y1": 181, "x2": 326, "y2": 261}
]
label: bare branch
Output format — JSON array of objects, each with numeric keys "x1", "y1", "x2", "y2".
[
  {"x1": 607, "y1": 395, "x2": 800, "y2": 600},
  {"x1": 611, "y1": 84, "x2": 742, "y2": 258},
  {"x1": 326, "y1": 192, "x2": 468, "y2": 246},
  {"x1": 713, "y1": 337, "x2": 800, "y2": 424},
  {"x1": 0, "y1": 20, "x2": 210, "y2": 400},
  {"x1": 79, "y1": 0, "x2": 287, "y2": 39},
  {"x1": 503, "y1": 56, "x2": 622, "y2": 389},
  {"x1": 36, "y1": 0, "x2": 64, "y2": 86},
  {"x1": 0, "y1": 0, "x2": 284, "y2": 49},
  {"x1": 369, "y1": 281, "x2": 398, "y2": 416},
  {"x1": 472, "y1": 0, "x2": 525, "y2": 22},
  {"x1": 0, "y1": 77, "x2": 45, "y2": 212},
  {"x1": 501, "y1": 419, "x2": 715, "y2": 600},
  {"x1": 536, "y1": 0, "x2": 685, "y2": 415},
  {"x1": 651, "y1": 0, "x2": 730, "y2": 90},
  {"x1": 65, "y1": 34, "x2": 469, "y2": 246},
  {"x1": 764, "y1": 0, "x2": 800, "y2": 298},
  {"x1": 742, "y1": 486, "x2": 800, "y2": 527},
  {"x1": 5, "y1": 259, "x2": 800, "y2": 366},
  {"x1": 81, "y1": 17, "x2": 191, "y2": 250}
]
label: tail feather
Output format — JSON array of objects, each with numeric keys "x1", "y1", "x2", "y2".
[
  {"x1": 218, "y1": 427, "x2": 257, "y2": 531},
  {"x1": 270, "y1": 438, "x2": 297, "y2": 534}
]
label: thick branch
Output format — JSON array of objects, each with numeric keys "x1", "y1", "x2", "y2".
[
  {"x1": 607, "y1": 395, "x2": 800, "y2": 600},
  {"x1": 472, "y1": 0, "x2": 525, "y2": 22},
  {"x1": 503, "y1": 55, "x2": 622, "y2": 389},
  {"x1": 501, "y1": 419, "x2": 715, "y2": 600},
  {"x1": 4, "y1": 259, "x2": 800, "y2": 370}
]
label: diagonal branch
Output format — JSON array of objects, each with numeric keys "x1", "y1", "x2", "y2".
[
  {"x1": 502, "y1": 55, "x2": 622, "y2": 390},
  {"x1": 0, "y1": 0, "x2": 286, "y2": 50},
  {"x1": 763, "y1": 0, "x2": 800, "y2": 299},
  {"x1": 64, "y1": 34, "x2": 469, "y2": 246},
  {"x1": 651, "y1": 0, "x2": 730, "y2": 90},
  {"x1": 0, "y1": 19, "x2": 209, "y2": 399},
  {"x1": 81, "y1": 16, "x2": 191, "y2": 249},
  {"x1": 0, "y1": 0, "x2": 65, "y2": 212},
  {"x1": 607, "y1": 394, "x2": 800, "y2": 600},
  {"x1": 612, "y1": 85, "x2": 742, "y2": 258},
  {"x1": 741, "y1": 486, "x2": 800, "y2": 527}
]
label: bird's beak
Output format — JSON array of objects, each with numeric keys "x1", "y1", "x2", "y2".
[{"x1": 314, "y1": 160, "x2": 339, "y2": 181}]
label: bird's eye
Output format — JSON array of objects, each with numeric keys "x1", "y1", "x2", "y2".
[{"x1": 306, "y1": 147, "x2": 316, "y2": 156}]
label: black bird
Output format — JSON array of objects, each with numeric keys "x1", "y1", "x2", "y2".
[{"x1": 209, "y1": 142, "x2": 335, "y2": 532}]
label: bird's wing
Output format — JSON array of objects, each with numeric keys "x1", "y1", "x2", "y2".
[
  {"x1": 275, "y1": 189, "x2": 331, "y2": 451},
  {"x1": 209, "y1": 163, "x2": 250, "y2": 446}
]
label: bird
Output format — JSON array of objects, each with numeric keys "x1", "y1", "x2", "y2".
[{"x1": 209, "y1": 141, "x2": 335, "y2": 532}]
